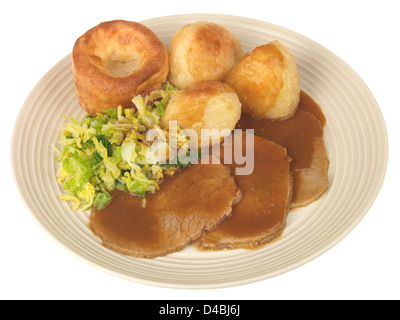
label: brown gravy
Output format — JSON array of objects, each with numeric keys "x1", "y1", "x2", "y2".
[
  {"x1": 237, "y1": 91, "x2": 325, "y2": 204},
  {"x1": 237, "y1": 91, "x2": 324, "y2": 171},
  {"x1": 297, "y1": 90, "x2": 326, "y2": 127}
]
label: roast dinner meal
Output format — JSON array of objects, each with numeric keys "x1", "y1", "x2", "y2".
[{"x1": 55, "y1": 19, "x2": 329, "y2": 258}]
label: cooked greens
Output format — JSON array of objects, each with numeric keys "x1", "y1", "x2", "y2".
[{"x1": 55, "y1": 83, "x2": 193, "y2": 211}]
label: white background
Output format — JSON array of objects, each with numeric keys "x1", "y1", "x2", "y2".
[{"x1": 2, "y1": 0, "x2": 399, "y2": 300}]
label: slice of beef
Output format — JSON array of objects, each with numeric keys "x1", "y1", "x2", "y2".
[
  {"x1": 236, "y1": 101, "x2": 329, "y2": 210},
  {"x1": 90, "y1": 160, "x2": 241, "y2": 258},
  {"x1": 194, "y1": 132, "x2": 292, "y2": 250},
  {"x1": 290, "y1": 137, "x2": 329, "y2": 209}
]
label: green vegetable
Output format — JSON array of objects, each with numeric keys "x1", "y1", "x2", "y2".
[
  {"x1": 55, "y1": 82, "x2": 186, "y2": 211},
  {"x1": 157, "y1": 102, "x2": 165, "y2": 116},
  {"x1": 95, "y1": 134, "x2": 113, "y2": 157},
  {"x1": 93, "y1": 191, "x2": 112, "y2": 210}
]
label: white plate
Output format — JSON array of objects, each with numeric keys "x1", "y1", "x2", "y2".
[{"x1": 11, "y1": 14, "x2": 388, "y2": 289}]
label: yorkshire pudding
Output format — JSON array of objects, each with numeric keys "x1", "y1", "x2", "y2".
[{"x1": 72, "y1": 20, "x2": 169, "y2": 115}]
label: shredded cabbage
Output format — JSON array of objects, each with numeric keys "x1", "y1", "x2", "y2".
[{"x1": 55, "y1": 83, "x2": 192, "y2": 211}]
